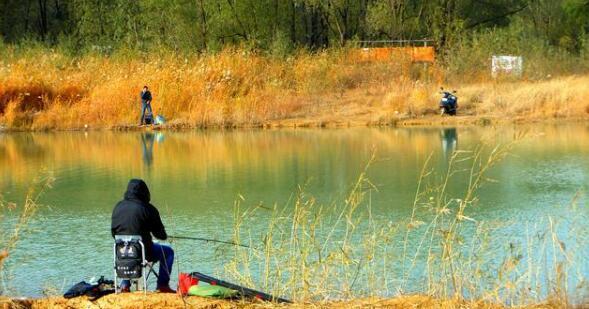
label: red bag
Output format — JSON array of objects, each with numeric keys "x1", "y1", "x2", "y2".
[{"x1": 178, "y1": 273, "x2": 198, "y2": 295}]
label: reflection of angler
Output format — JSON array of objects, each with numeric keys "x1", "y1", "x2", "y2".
[
  {"x1": 141, "y1": 132, "x2": 155, "y2": 168},
  {"x1": 441, "y1": 128, "x2": 458, "y2": 157}
]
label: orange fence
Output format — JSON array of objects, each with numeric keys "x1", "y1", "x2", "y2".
[{"x1": 350, "y1": 46, "x2": 435, "y2": 63}]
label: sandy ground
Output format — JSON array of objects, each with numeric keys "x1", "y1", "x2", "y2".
[{"x1": 0, "y1": 293, "x2": 562, "y2": 309}]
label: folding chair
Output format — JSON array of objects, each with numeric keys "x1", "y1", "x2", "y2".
[{"x1": 113, "y1": 235, "x2": 158, "y2": 293}]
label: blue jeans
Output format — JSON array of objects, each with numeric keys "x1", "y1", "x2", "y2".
[
  {"x1": 140, "y1": 102, "x2": 152, "y2": 124},
  {"x1": 121, "y1": 243, "x2": 174, "y2": 288}
]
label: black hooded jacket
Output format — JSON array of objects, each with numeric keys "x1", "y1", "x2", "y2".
[{"x1": 111, "y1": 179, "x2": 167, "y2": 261}]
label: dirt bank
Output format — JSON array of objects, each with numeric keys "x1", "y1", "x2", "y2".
[{"x1": 0, "y1": 293, "x2": 562, "y2": 309}]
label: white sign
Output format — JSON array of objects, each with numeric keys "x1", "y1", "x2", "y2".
[{"x1": 491, "y1": 55, "x2": 523, "y2": 78}]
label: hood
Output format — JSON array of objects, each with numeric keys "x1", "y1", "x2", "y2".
[{"x1": 124, "y1": 179, "x2": 151, "y2": 203}]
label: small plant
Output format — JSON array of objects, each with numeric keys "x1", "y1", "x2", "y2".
[{"x1": 0, "y1": 172, "x2": 54, "y2": 294}]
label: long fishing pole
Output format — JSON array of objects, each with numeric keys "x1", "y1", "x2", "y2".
[{"x1": 168, "y1": 235, "x2": 254, "y2": 250}]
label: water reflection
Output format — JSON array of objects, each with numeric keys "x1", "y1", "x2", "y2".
[
  {"x1": 141, "y1": 132, "x2": 155, "y2": 168},
  {"x1": 2, "y1": 126, "x2": 589, "y2": 202},
  {"x1": 440, "y1": 128, "x2": 458, "y2": 158},
  {"x1": 140, "y1": 131, "x2": 165, "y2": 170}
]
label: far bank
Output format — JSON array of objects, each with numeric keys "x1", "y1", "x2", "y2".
[{"x1": 1, "y1": 50, "x2": 588, "y2": 131}]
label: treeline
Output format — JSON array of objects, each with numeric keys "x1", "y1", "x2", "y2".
[{"x1": 0, "y1": 0, "x2": 588, "y2": 55}]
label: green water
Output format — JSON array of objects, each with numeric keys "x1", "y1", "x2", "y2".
[{"x1": 1, "y1": 125, "x2": 588, "y2": 297}]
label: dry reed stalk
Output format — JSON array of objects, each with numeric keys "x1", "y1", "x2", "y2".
[{"x1": 0, "y1": 172, "x2": 54, "y2": 290}]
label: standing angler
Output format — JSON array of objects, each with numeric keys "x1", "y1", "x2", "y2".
[
  {"x1": 139, "y1": 86, "x2": 153, "y2": 125},
  {"x1": 111, "y1": 179, "x2": 175, "y2": 293}
]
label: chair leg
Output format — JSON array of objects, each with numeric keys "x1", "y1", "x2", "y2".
[
  {"x1": 143, "y1": 263, "x2": 159, "y2": 292},
  {"x1": 113, "y1": 243, "x2": 118, "y2": 294},
  {"x1": 146, "y1": 264, "x2": 159, "y2": 281},
  {"x1": 143, "y1": 276, "x2": 147, "y2": 295},
  {"x1": 114, "y1": 272, "x2": 118, "y2": 294}
]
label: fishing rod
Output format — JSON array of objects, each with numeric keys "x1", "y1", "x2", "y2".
[{"x1": 168, "y1": 235, "x2": 255, "y2": 250}]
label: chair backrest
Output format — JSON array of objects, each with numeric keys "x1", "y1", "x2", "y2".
[{"x1": 114, "y1": 235, "x2": 146, "y2": 279}]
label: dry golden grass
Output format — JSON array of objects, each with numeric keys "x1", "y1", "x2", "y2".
[
  {"x1": 457, "y1": 76, "x2": 589, "y2": 118},
  {"x1": 1, "y1": 48, "x2": 587, "y2": 130},
  {"x1": 0, "y1": 49, "x2": 408, "y2": 130}
]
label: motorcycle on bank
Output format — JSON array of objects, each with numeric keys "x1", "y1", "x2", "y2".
[{"x1": 439, "y1": 88, "x2": 458, "y2": 116}]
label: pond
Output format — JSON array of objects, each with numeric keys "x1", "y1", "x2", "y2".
[{"x1": 1, "y1": 125, "x2": 588, "y2": 299}]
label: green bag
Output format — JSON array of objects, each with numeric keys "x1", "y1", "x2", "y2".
[{"x1": 188, "y1": 285, "x2": 238, "y2": 298}]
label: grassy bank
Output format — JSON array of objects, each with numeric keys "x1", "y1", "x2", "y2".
[{"x1": 1, "y1": 48, "x2": 588, "y2": 131}]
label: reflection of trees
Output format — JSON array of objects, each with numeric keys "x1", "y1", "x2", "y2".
[{"x1": 1, "y1": 125, "x2": 589, "y2": 192}]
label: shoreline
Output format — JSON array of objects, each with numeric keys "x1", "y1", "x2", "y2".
[{"x1": 1, "y1": 116, "x2": 587, "y2": 133}]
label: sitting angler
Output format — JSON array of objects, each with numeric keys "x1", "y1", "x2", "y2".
[{"x1": 111, "y1": 179, "x2": 175, "y2": 293}]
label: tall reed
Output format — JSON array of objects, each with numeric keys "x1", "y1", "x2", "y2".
[{"x1": 223, "y1": 136, "x2": 587, "y2": 307}]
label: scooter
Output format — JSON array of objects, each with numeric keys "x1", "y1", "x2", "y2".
[{"x1": 439, "y1": 88, "x2": 458, "y2": 116}]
